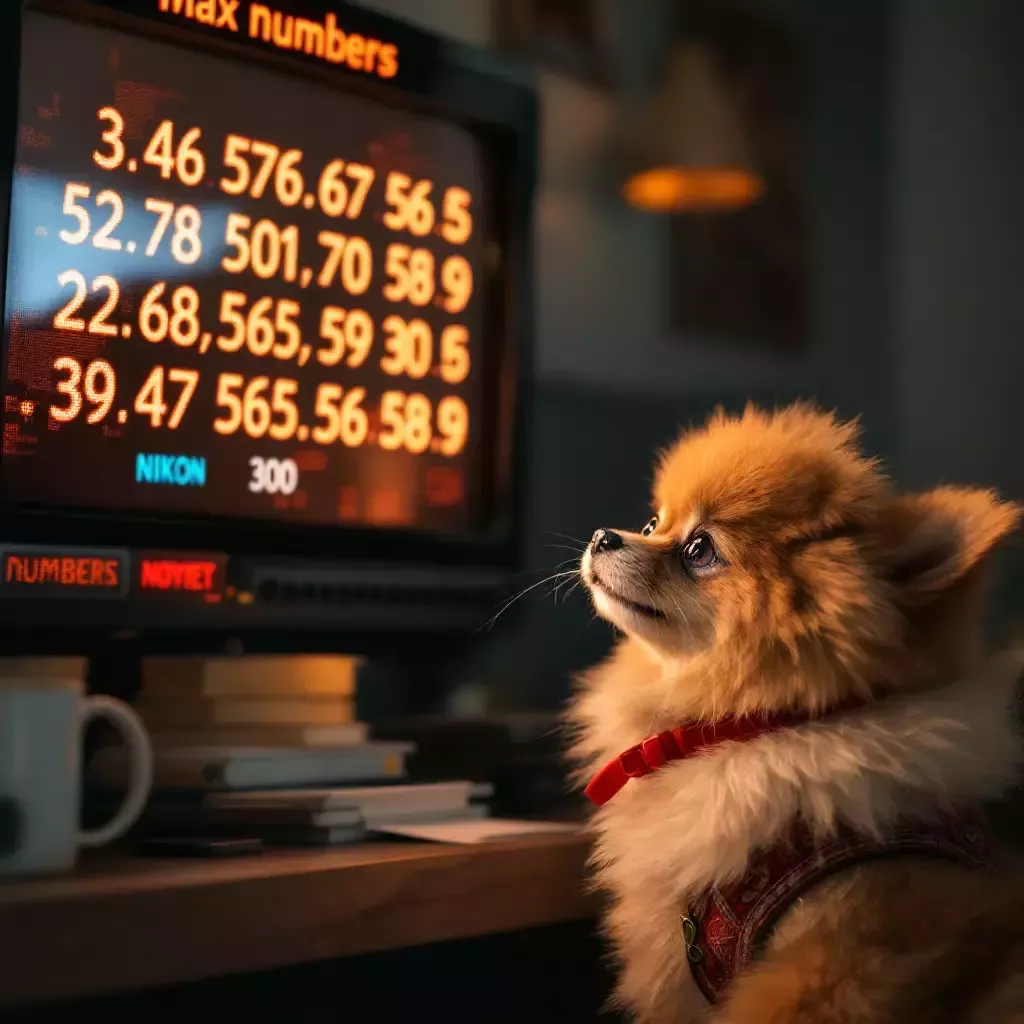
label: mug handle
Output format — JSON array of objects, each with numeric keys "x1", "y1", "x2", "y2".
[{"x1": 77, "y1": 696, "x2": 153, "y2": 848}]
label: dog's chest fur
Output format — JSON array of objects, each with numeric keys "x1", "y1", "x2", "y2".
[
  {"x1": 574, "y1": 649, "x2": 1023, "y2": 1023},
  {"x1": 592, "y1": 785, "x2": 724, "y2": 1021}
]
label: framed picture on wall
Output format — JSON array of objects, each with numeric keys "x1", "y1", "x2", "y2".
[
  {"x1": 667, "y1": 3, "x2": 807, "y2": 352},
  {"x1": 668, "y1": 195, "x2": 805, "y2": 353},
  {"x1": 493, "y1": 0, "x2": 612, "y2": 85}
]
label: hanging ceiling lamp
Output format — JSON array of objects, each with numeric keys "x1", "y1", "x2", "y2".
[
  {"x1": 621, "y1": 3, "x2": 799, "y2": 214},
  {"x1": 622, "y1": 41, "x2": 764, "y2": 212}
]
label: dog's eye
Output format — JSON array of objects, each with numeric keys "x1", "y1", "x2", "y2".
[
  {"x1": 683, "y1": 532, "x2": 717, "y2": 569},
  {"x1": 641, "y1": 516, "x2": 658, "y2": 537}
]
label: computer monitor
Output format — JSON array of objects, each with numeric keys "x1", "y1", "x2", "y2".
[{"x1": 0, "y1": 0, "x2": 535, "y2": 649}]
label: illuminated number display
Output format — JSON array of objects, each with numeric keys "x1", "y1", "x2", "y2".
[{"x1": 4, "y1": 10, "x2": 490, "y2": 532}]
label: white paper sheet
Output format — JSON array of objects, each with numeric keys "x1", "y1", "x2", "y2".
[{"x1": 371, "y1": 817, "x2": 581, "y2": 844}]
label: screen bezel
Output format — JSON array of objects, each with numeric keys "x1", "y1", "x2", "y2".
[{"x1": 0, "y1": 0, "x2": 535, "y2": 571}]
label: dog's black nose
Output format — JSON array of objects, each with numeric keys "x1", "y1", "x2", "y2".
[{"x1": 591, "y1": 529, "x2": 623, "y2": 554}]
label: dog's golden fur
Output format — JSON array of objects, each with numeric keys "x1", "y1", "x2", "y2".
[{"x1": 566, "y1": 403, "x2": 1024, "y2": 1022}]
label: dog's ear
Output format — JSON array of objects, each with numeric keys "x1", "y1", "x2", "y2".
[{"x1": 881, "y1": 487, "x2": 1020, "y2": 606}]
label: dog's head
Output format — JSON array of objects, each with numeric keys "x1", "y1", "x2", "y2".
[{"x1": 581, "y1": 403, "x2": 1019, "y2": 713}]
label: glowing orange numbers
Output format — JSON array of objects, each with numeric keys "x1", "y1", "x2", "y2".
[
  {"x1": 53, "y1": 107, "x2": 478, "y2": 467},
  {"x1": 142, "y1": 120, "x2": 206, "y2": 186},
  {"x1": 382, "y1": 173, "x2": 473, "y2": 244},
  {"x1": 134, "y1": 366, "x2": 199, "y2": 429},
  {"x1": 222, "y1": 214, "x2": 300, "y2": 282},
  {"x1": 49, "y1": 357, "x2": 198, "y2": 432},
  {"x1": 217, "y1": 293, "x2": 302, "y2": 360},
  {"x1": 318, "y1": 160, "x2": 375, "y2": 218},
  {"x1": 378, "y1": 391, "x2": 468, "y2": 456},
  {"x1": 316, "y1": 231, "x2": 373, "y2": 292}
]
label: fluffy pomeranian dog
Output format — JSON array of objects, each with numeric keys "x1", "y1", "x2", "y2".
[{"x1": 567, "y1": 402, "x2": 1024, "y2": 1023}]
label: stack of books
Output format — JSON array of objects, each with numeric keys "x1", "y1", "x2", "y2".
[
  {"x1": 111, "y1": 781, "x2": 494, "y2": 847},
  {"x1": 134, "y1": 654, "x2": 365, "y2": 748},
  {"x1": 88, "y1": 654, "x2": 492, "y2": 846}
]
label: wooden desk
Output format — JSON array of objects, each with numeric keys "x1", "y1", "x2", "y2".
[{"x1": 0, "y1": 833, "x2": 596, "y2": 1007}]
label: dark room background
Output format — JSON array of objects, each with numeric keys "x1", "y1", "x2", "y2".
[{"x1": 354, "y1": 0, "x2": 1024, "y2": 714}]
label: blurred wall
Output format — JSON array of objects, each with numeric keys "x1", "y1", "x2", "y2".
[
  {"x1": 892, "y1": 0, "x2": 1024, "y2": 633},
  {"x1": 352, "y1": 0, "x2": 873, "y2": 705},
  {"x1": 357, "y1": 0, "x2": 812, "y2": 397},
  {"x1": 894, "y1": 0, "x2": 1024, "y2": 497},
  {"x1": 355, "y1": 0, "x2": 1024, "y2": 704},
  {"x1": 349, "y1": 0, "x2": 493, "y2": 46},
  {"x1": 805, "y1": 0, "x2": 895, "y2": 464}
]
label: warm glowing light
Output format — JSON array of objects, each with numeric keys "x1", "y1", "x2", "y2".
[
  {"x1": 140, "y1": 559, "x2": 219, "y2": 593},
  {"x1": 4, "y1": 553, "x2": 120, "y2": 590},
  {"x1": 158, "y1": 1, "x2": 401, "y2": 80},
  {"x1": 623, "y1": 167, "x2": 764, "y2": 213}
]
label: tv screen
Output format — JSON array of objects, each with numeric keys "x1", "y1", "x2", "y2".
[
  {"x1": 4, "y1": 9, "x2": 496, "y2": 536},
  {"x1": 0, "y1": 2, "x2": 533, "y2": 640}
]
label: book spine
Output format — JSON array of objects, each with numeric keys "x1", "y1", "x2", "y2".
[
  {"x1": 142, "y1": 656, "x2": 361, "y2": 697},
  {"x1": 135, "y1": 697, "x2": 355, "y2": 727}
]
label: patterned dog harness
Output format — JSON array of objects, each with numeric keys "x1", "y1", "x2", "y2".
[
  {"x1": 582, "y1": 714, "x2": 995, "y2": 1003},
  {"x1": 682, "y1": 813, "x2": 992, "y2": 1003}
]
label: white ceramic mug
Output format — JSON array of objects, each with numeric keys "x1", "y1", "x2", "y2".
[{"x1": 0, "y1": 670, "x2": 152, "y2": 875}]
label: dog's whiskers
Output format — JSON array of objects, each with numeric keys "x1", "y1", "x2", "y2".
[
  {"x1": 545, "y1": 530, "x2": 589, "y2": 547},
  {"x1": 479, "y1": 569, "x2": 580, "y2": 631},
  {"x1": 546, "y1": 542, "x2": 587, "y2": 556}
]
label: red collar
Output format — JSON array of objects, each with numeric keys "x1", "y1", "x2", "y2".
[{"x1": 585, "y1": 703, "x2": 865, "y2": 807}]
